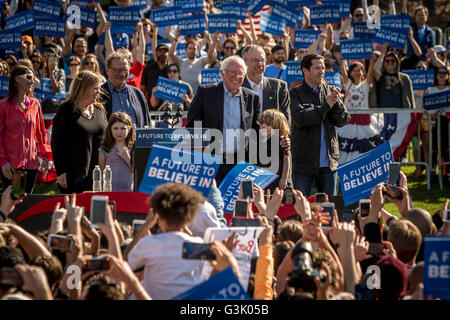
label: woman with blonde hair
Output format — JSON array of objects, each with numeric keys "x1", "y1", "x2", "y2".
[
  {"x1": 51, "y1": 70, "x2": 108, "y2": 193},
  {"x1": 68, "y1": 54, "x2": 105, "y2": 95}
]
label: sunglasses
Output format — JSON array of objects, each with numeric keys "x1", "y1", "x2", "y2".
[
  {"x1": 354, "y1": 14, "x2": 363, "y2": 18},
  {"x1": 7, "y1": 62, "x2": 16, "y2": 67},
  {"x1": 69, "y1": 63, "x2": 80, "y2": 67},
  {"x1": 168, "y1": 69, "x2": 179, "y2": 73},
  {"x1": 437, "y1": 71, "x2": 448, "y2": 75},
  {"x1": 17, "y1": 74, "x2": 34, "y2": 81},
  {"x1": 224, "y1": 46, "x2": 235, "y2": 50}
]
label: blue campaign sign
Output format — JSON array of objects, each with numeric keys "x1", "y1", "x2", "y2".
[
  {"x1": 201, "y1": 68, "x2": 222, "y2": 85},
  {"x1": 373, "y1": 27, "x2": 409, "y2": 50},
  {"x1": 423, "y1": 90, "x2": 450, "y2": 110},
  {"x1": 32, "y1": 0, "x2": 62, "y2": 18},
  {"x1": 219, "y1": 161, "x2": 278, "y2": 214},
  {"x1": 154, "y1": 77, "x2": 189, "y2": 104},
  {"x1": 381, "y1": 14, "x2": 411, "y2": 29},
  {"x1": 286, "y1": 61, "x2": 303, "y2": 84},
  {"x1": 338, "y1": 141, "x2": 393, "y2": 206},
  {"x1": 0, "y1": 30, "x2": 21, "y2": 50},
  {"x1": 34, "y1": 18, "x2": 66, "y2": 38},
  {"x1": 321, "y1": 0, "x2": 351, "y2": 18},
  {"x1": 309, "y1": 4, "x2": 340, "y2": 25},
  {"x1": 423, "y1": 236, "x2": 450, "y2": 300},
  {"x1": 353, "y1": 21, "x2": 376, "y2": 39},
  {"x1": 78, "y1": 7, "x2": 98, "y2": 29},
  {"x1": 146, "y1": 43, "x2": 154, "y2": 60},
  {"x1": 34, "y1": 78, "x2": 65, "y2": 101},
  {"x1": 324, "y1": 72, "x2": 341, "y2": 89},
  {"x1": 208, "y1": 14, "x2": 237, "y2": 34},
  {"x1": 135, "y1": 128, "x2": 210, "y2": 148},
  {"x1": 150, "y1": 6, "x2": 182, "y2": 27},
  {"x1": 259, "y1": 12, "x2": 286, "y2": 37},
  {"x1": 446, "y1": 40, "x2": 450, "y2": 52},
  {"x1": 131, "y1": 0, "x2": 147, "y2": 8},
  {"x1": 0, "y1": 76, "x2": 9, "y2": 96},
  {"x1": 138, "y1": 143, "x2": 221, "y2": 197},
  {"x1": 172, "y1": 267, "x2": 251, "y2": 300},
  {"x1": 222, "y1": 2, "x2": 248, "y2": 21},
  {"x1": 5, "y1": 10, "x2": 34, "y2": 32},
  {"x1": 271, "y1": 2, "x2": 302, "y2": 28},
  {"x1": 293, "y1": 29, "x2": 321, "y2": 49},
  {"x1": 288, "y1": 0, "x2": 316, "y2": 7},
  {"x1": 176, "y1": 0, "x2": 204, "y2": 14},
  {"x1": 340, "y1": 39, "x2": 373, "y2": 60},
  {"x1": 179, "y1": 14, "x2": 207, "y2": 35},
  {"x1": 108, "y1": 6, "x2": 140, "y2": 26},
  {"x1": 403, "y1": 70, "x2": 435, "y2": 91},
  {"x1": 246, "y1": 0, "x2": 265, "y2": 14}
]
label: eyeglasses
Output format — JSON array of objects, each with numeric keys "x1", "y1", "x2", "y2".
[
  {"x1": 45, "y1": 53, "x2": 56, "y2": 57},
  {"x1": 69, "y1": 63, "x2": 80, "y2": 67},
  {"x1": 168, "y1": 69, "x2": 179, "y2": 73},
  {"x1": 384, "y1": 59, "x2": 396, "y2": 64},
  {"x1": 354, "y1": 14, "x2": 364, "y2": 18},
  {"x1": 17, "y1": 74, "x2": 34, "y2": 81},
  {"x1": 224, "y1": 69, "x2": 244, "y2": 78},
  {"x1": 247, "y1": 58, "x2": 266, "y2": 64},
  {"x1": 224, "y1": 46, "x2": 235, "y2": 50},
  {"x1": 109, "y1": 67, "x2": 128, "y2": 73}
]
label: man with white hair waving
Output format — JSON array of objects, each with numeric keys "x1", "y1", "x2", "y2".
[{"x1": 187, "y1": 56, "x2": 261, "y2": 183}]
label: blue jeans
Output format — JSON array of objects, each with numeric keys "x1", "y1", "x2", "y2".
[{"x1": 292, "y1": 168, "x2": 338, "y2": 197}]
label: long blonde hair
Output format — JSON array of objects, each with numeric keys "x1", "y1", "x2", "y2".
[
  {"x1": 68, "y1": 70, "x2": 105, "y2": 111},
  {"x1": 259, "y1": 109, "x2": 290, "y2": 137}
]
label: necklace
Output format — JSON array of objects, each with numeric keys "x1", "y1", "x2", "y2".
[{"x1": 78, "y1": 105, "x2": 95, "y2": 120}]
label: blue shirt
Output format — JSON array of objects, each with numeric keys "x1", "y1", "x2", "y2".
[
  {"x1": 107, "y1": 80, "x2": 137, "y2": 126},
  {"x1": 264, "y1": 64, "x2": 287, "y2": 82},
  {"x1": 306, "y1": 82, "x2": 330, "y2": 168},
  {"x1": 222, "y1": 84, "x2": 242, "y2": 154}
]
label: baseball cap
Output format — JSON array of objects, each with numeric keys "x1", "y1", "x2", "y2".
[
  {"x1": 434, "y1": 45, "x2": 445, "y2": 54},
  {"x1": 156, "y1": 43, "x2": 170, "y2": 51}
]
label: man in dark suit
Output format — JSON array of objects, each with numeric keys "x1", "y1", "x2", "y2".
[
  {"x1": 99, "y1": 51, "x2": 150, "y2": 128},
  {"x1": 187, "y1": 56, "x2": 260, "y2": 183},
  {"x1": 241, "y1": 44, "x2": 291, "y2": 125}
]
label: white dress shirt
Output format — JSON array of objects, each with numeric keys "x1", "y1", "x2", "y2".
[{"x1": 247, "y1": 77, "x2": 264, "y2": 114}]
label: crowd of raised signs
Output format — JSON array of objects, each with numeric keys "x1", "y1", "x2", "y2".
[{"x1": 0, "y1": 0, "x2": 449, "y2": 301}]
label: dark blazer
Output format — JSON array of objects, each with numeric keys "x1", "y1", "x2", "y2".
[
  {"x1": 99, "y1": 81, "x2": 150, "y2": 128},
  {"x1": 186, "y1": 82, "x2": 260, "y2": 133},
  {"x1": 242, "y1": 76, "x2": 291, "y2": 125}
]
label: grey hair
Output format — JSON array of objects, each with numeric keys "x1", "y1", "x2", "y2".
[
  {"x1": 220, "y1": 55, "x2": 247, "y2": 74},
  {"x1": 241, "y1": 44, "x2": 266, "y2": 60}
]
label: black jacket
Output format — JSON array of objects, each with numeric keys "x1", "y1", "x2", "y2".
[
  {"x1": 99, "y1": 81, "x2": 150, "y2": 128},
  {"x1": 289, "y1": 82, "x2": 350, "y2": 174}
]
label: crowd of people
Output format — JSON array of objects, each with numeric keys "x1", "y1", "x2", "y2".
[{"x1": 0, "y1": 0, "x2": 449, "y2": 301}]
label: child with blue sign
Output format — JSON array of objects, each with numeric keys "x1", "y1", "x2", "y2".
[
  {"x1": 99, "y1": 112, "x2": 135, "y2": 191},
  {"x1": 258, "y1": 109, "x2": 291, "y2": 191}
]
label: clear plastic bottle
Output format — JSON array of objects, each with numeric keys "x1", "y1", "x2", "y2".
[
  {"x1": 93, "y1": 165, "x2": 102, "y2": 192},
  {"x1": 103, "y1": 165, "x2": 112, "y2": 192}
]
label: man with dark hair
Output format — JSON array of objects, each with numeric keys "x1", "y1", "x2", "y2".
[
  {"x1": 127, "y1": 183, "x2": 207, "y2": 299},
  {"x1": 264, "y1": 45, "x2": 287, "y2": 82},
  {"x1": 141, "y1": 43, "x2": 169, "y2": 108},
  {"x1": 289, "y1": 53, "x2": 350, "y2": 196}
]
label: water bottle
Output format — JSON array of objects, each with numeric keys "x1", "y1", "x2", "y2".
[
  {"x1": 103, "y1": 165, "x2": 112, "y2": 192},
  {"x1": 93, "y1": 165, "x2": 102, "y2": 192}
]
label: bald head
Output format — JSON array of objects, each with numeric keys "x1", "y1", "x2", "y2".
[{"x1": 403, "y1": 208, "x2": 434, "y2": 238}]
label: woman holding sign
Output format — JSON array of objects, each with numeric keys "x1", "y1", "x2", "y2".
[
  {"x1": 51, "y1": 71, "x2": 107, "y2": 193},
  {"x1": 0, "y1": 66, "x2": 51, "y2": 193},
  {"x1": 150, "y1": 64, "x2": 193, "y2": 111}
]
